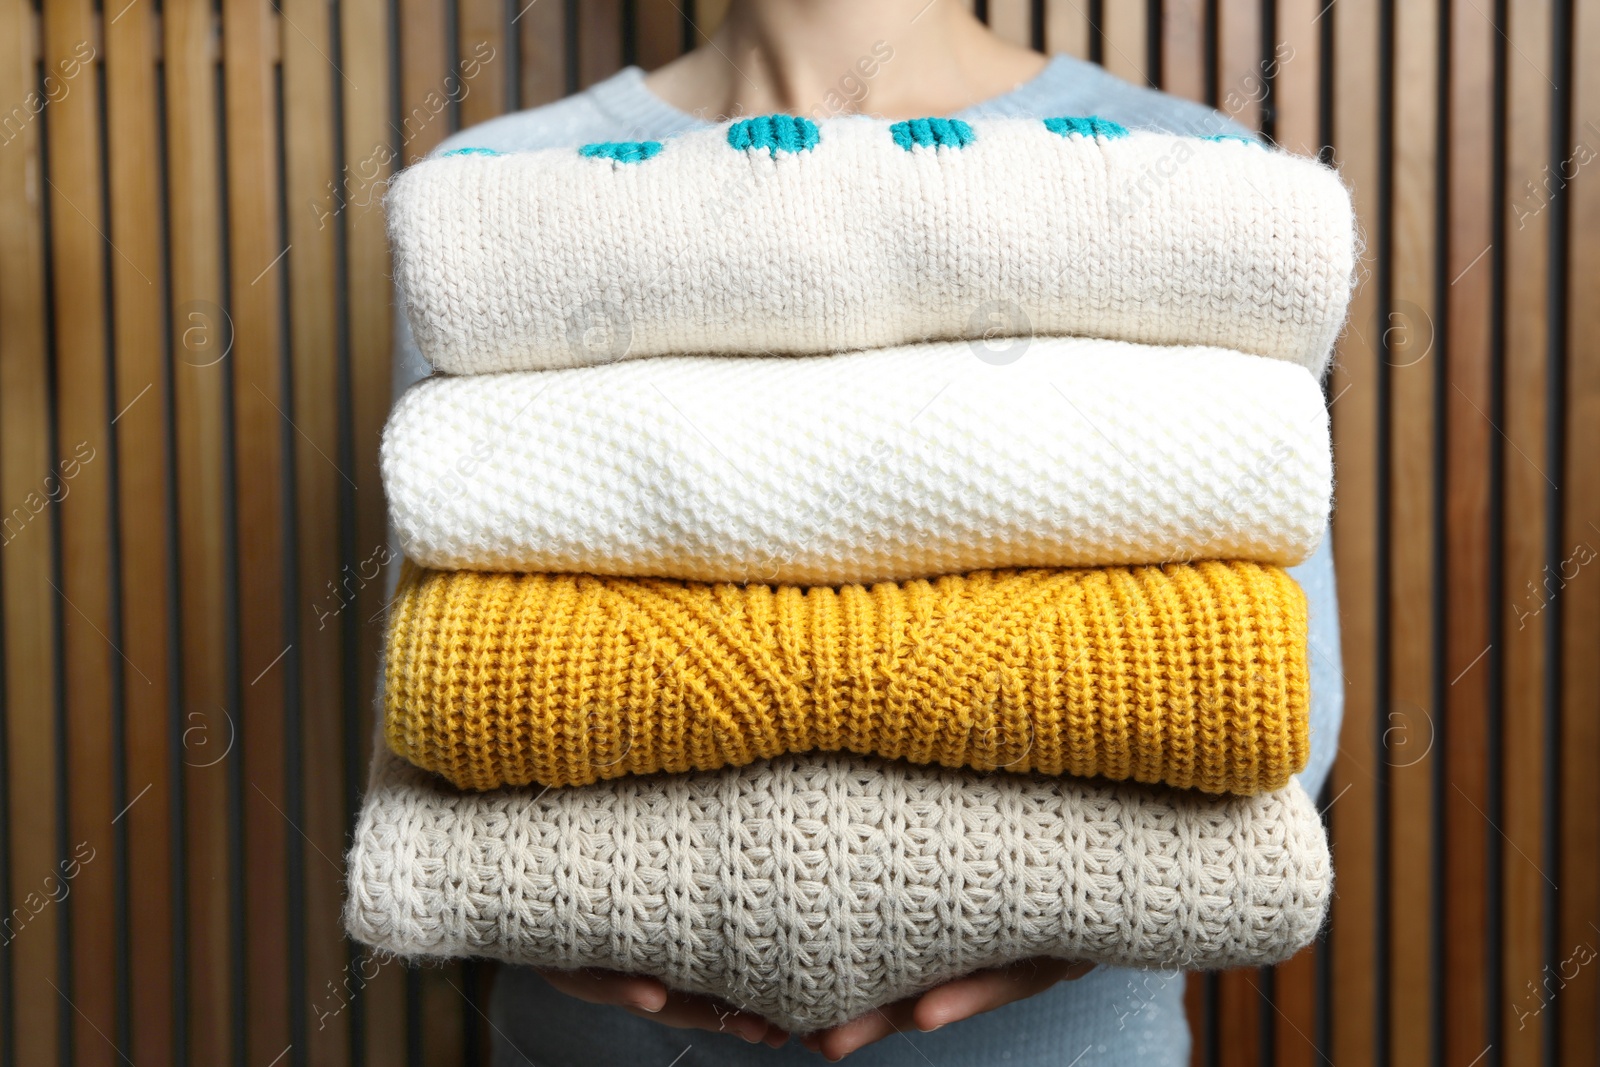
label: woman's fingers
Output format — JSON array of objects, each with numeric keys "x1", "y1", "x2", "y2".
[
  {"x1": 912, "y1": 959, "x2": 1096, "y2": 1032},
  {"x1": 802, "y1": 958, "x2": 1097, "y2": 1060},
  {"x1": 537, "y1": 969, "x2": 788, "y2": 1045},
  {"x1": 540, "y1": 960, "x2": 1093, "y2": 1058},
  {"x1": 621, "y1": 991, "x2": 774, "y2": 1043},
  {"x1": 537, "y1": 968, "x2": 667, "y2": 1013},
  {"x1": 802, "y1": 1000, "x2": 919, "y2": 1061}
]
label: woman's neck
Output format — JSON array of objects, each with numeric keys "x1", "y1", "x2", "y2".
[{"x1": 645, "y1": 0, "x2": 1048, "y2": 121}]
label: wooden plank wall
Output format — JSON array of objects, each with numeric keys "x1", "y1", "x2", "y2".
[{"x1": 0, "y1": 1, "x2": 1594, "y2": 1064}]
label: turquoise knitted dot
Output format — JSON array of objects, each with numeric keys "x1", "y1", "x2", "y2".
[
  {"x1": 1042, "y1": 116, "x2": 1129, "y2": 141},
  {"x1": 727, "y1": 115, "x2": 820, "y2": 156},
  {"x1": 578, "y1": 140, "x2": 664, "y2": 163},
  {"x1": 890, "y1": 118, "x2": 976, "y2": 151},
  {"x1": 442, "y1": 147, "x2": 500, "y2": 157},
  {"x1": 1205, "y1": 133, "x2": 1261, "y2": 146}
]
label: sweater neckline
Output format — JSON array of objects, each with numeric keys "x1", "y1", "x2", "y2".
[{"x1": 588, "y1": 56, "x2": 1077, "y2": 131}]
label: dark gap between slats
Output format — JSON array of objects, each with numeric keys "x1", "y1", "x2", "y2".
[
  {"x1": 621, "y1": 0, "x2": 639, "y2": 70},
  {"x1": 446, "y1": 0, "x2": 463, "y2": 132},
  {"x1": 33, "y1": 59, "x2": 76, "y2": 1067},
  {"x1": 1203, "y1": 972, "x2": 1219, "y2": 1067},
  {"x1": 505, "y1": 0, "x2": 524, "y2": 110},
  {"x1": 1540, "y1": 2, "x2": 1575, "y2": 1063},
  {"x1": 1089, "y1": 0, "x2": 1105, "y2": 66},
  {"x1": 152, "y1": 51, "x2": 193, "y2": 1067},
  {"x1": 1204, "y1": 0, "x2": 1219, "y2": 108},
  {"x1": 388, "y1": 0, "x2": 404, "y2": 140},
  {"x1": 1258, "y1": 0, "x2": 1276, "y2": 146},
  {"x1": 406, "y1": 967, "x2": 423, "y2": 1067},
  {"x1": 1152, "y1": 0, "x2": 1164, "y2": 90},
  {"x1": 92, "y1": 48, "x2": 136, "y2": 1065},
  {"x1": 210, "y1": 50, "x2": 249, "y2": 1067},
  {"x1": 1318, "y1": 0, "x2": 1334, "y2": 161},
  {"x1": 1259, "y1": 965, "x2": 1276, "y2": 1067},
  {"x1": 270, "y1": 44, "x2": 310, "y2": 1067}
]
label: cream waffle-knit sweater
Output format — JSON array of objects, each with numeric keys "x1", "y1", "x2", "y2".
[
  {"x1": 344, "y1": 741, "x2": 1331, "y2": 1032},
  {"x1": 382, "y1": 338, "x2": 1331, "y2": 582},
  {"x1": 387, "y1": 114, "x2": 1355, "y2": 376}
]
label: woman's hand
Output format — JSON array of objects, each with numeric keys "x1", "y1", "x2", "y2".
[
  {"x1": 539, "y1": 958, "x2": 1093, "y2": 1059},
  {"x1": 800, "y1": 959, "x2": 1097, "y2": 1062},
  {"x1": 536, "y1": 969, "x2": 790, "y2": 1047}
]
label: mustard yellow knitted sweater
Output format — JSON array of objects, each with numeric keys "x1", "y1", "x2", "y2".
[{"x1": 385, "y1": 560, "x2": 1309, "y2": 795}]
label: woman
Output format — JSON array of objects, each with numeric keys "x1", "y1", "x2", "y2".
[{"x1": 396, "y1": 1, "x2": 1345, "y2": 1061}]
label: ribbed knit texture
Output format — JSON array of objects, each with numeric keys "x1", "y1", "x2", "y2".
[
  {"x1": 382, "y1": 340, "x2": 1332, "y2": 582},
  {"x1": 344, "y1": 742, "x2": 1332, "y2": 1031},
  {"x1": 388, "y1": 116, "x2": 1355, "y2": 375},
  {"x1": 385, "y1": 560, "x2": 1310, "y2": 794}
]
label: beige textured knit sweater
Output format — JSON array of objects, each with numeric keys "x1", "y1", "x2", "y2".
[{"x1": 345, "y1": 740, "x2": 1331, "y2": 1031}]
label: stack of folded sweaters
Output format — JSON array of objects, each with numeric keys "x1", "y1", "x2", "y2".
[{"x1": 346, "y1": 113, "x2": 1355, "y2": 1033}]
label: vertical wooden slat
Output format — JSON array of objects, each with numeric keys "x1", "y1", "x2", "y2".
[
  {"x1": 103, "y1": 0, "x2": 178, "y2": 1059},
  {"x1": 1271, "y1": 948, "x2": 1319, "y2": 1067},
  {"x1": 636, "y1": 0, "x2": 684, "y2": 70},
  {"x1": 343, "y1": 0, "x2": 407, "y2": 1060},
  {"x1": 579, "y1": 0, "x2": 625, "y2": 90},
  {"x1": 1386, "y1": 0, "x2": 1441, "y2": 1063},
  {"x1": 1044, "y1": 0, "x2": 1091, "y2": 59},
  {"x1": 222, "y1": 0, "x2": 293, "y2": 1061},
  {"x1": 399, "y1": 0, "x2": 452, "y2": 161},
  {"x1": 1161, "y1": 0, "x2": 1207, "y2": 100},
  {"x1": 0, "y1": 3, "x2": 64, "y2": 1063},
  {"x1": 987, "y1": 0, "x2": 1034, "y2": 47},
  {"x1": 345, "y1": 0, "x2": 397, "y2": 771},
  {"x1": 1500, "y1": 0, "x2": 1555, "y2": 1063},
  {"x1": 164, "y1": 0, "x2": 234, "y2": 1061},
  {"x1": 1217, "y1": 970, "x2": 1262, "y2": 1067},
  {"x1": 458, "y1": 0, "x2": 506, "y2": 127},
  {"x1": 1101, "y1": 1, "x2": 1149, "y2": 87},
  {"x1": 518, "y1": 0, "x2": 568, "y2": 107},
  {"x1": 279, "y1": 0, "x2": 351, "y2": 1063},
  {"x1": 1559, "y1": 2, "x2": 1600, "y2": 1061},
  {"x1": 1441, "y1": 0, "x2": 1496, "y2": 1063},
  {"x1": 693, "y1": 0, "x2": 731, "y2": 46},
  {"x1": 1217, "y1": 0, "x2": 1263, "y2": 130},
  {"x1": 39, "y1": 1, "x2": 120, "y2": 1063},
  {"x1": 1329, "y1": 0, "x2": 1383, "y2": 1060},
  {"x1": 420, "y1": 970, "x2": 467, "y2": 1067},
  {"x1": 1273, "y1": 0, "x2": 1322, "y2": 155}
]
